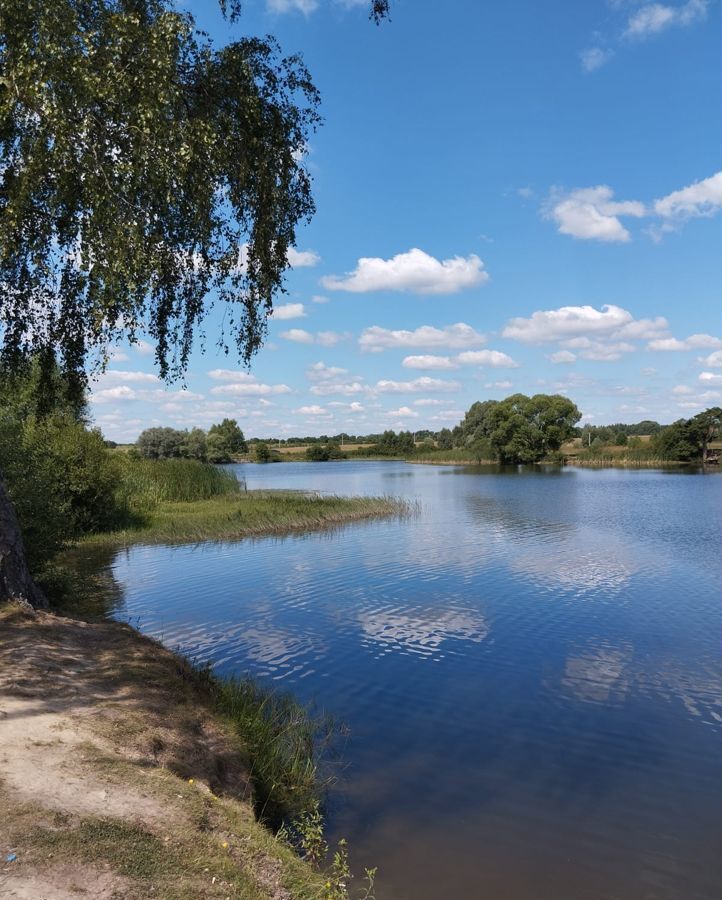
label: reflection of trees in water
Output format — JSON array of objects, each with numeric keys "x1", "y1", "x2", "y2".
[{"x1": 56, "y1": 544, "x2": 126, "y2": 619}]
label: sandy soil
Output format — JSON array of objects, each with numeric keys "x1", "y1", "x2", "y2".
[{"x1": 0, "y1": 603, "x2": 310, "y2": 900}]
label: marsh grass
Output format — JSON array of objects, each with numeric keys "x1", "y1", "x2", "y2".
[
  {"x1": 117, "y1": 457, "x2": 242, "y2": 507},
  {"x1": 206, "y1": 674, "x2": 336, "y2": 831},
  {"x1": 86, "y1": 490, "x2": 410, "y2": 547}
]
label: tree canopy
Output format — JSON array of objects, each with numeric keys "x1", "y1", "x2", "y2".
[
  {"x1": 0, "y1": 0, "x2": 321, "y2": 388},
  {"x1": 455, "y1": 394, "x2": 582, "y2": 464}
]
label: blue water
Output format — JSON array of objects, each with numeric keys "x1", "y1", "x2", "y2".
[{"x1": 101, "y1": 462, "x2": 721, "y2": 899}]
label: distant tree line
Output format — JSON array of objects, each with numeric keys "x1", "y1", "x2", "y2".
[{"x1": 135, "y1": 419, "x2": 247, "y2": 464}]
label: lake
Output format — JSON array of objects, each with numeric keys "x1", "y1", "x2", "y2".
[{"x1": 98, "y1": 462, "x2": 721, "y2": 900}]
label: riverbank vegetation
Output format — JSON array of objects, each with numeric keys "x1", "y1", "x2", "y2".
[{"x1": 0, "y1": 602, "x2": 370, "y2": 900}]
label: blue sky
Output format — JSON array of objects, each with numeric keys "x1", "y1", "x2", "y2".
[{"x1": 92, "y1": 0, "x2": 722, "y2": 441}]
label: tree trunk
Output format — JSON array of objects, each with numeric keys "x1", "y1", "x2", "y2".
[{"x1": 0, "y1": 474, "x2": 47, "y2": 609}]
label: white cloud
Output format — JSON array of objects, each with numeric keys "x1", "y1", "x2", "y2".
[
  {"x1": 109, "y1": 348, "x2": 129, "y2": 362},
  {"x1": 624, "y1": 0, "x2": 709, "y2": 39},
  {"x1": 699, "y1": 371, "x2": 722, "y2": 386},
  {"x1": 311, "y1": 295, "x2": 329, "y2": 304},
  {"x1": 280, "y1": 328, "x2": 315, "y2": 344},
  {"x1": 281, "y1": 329, "x2": 348, "y2": 346},
  {"x1": 306, "y1": 362, "x2": 349, "y2": 380},
  {"x1": 91, "y1": 385, "x2": 137, "y2": 404},
  {"x1": 286, "y1": 247, "x2": 321, "y2": 267},
  {"x1": 321, "y1": 248, "x2": 489, "y2": 294},
  {"x1": 359, "y1": 323, "x2": 486, "y2": 353},
  {"x1": 208, "y1": 370, "x2": 290, "y2": 396},
  {"x1": 386, "y1": 406, "x2": 419, "y2": 418},
  {"x1": 267, "y1": 0, "x2": 319, "y2": 14},
  {"x1": 648, "y1": 334, "x2": 722, "y2": 351},
  {"x1": 413, "y1": 398, "x2": 444, "y2": 407},
  {"x1": 211, "y1": 382, "x2": 291, "y2": 397},
  {"x1": 545, "y1": 186, "x2": 646, "y2": 242},
  {"x1": 96, "y1": 369, "x2": 159, "y2": 385},
  {"x1": 580, "y1": 47, "x2": 614, "y2": 71},
  {"x1": 273, "y1": 303, "x2": 306, "y2": 320},
  {"x1": 549, "y1": 350, "x2": 577, "y2": 364},
  {"x1": 653, "y1": 171, "x2": 722, "y2": 221},
  {"x1": 310, "y1": 380, "x2": 365, "y2": 397},
  {"x1": 296, "y1": 405, "x2": 327, "y2": 415},
  {"x1": 699, "y1": 350, "x2": 722, "y2": 368},
  {"x1": 402, "y1": 355, "x2": 458, "y2": 370},
  {"x1": 456, "y1": 349, "x2": 520, "y2": 368},
  {"x1": 375, "y1": 376, "x2": 460, "y2": 394},
  {"x1": 134, "y1": 339, "x2": 154, "y2": 355},
  {"x1": 503, "y1": 304, "x2": 664, "y2": 343}
]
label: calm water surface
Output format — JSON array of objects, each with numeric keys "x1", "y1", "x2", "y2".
[{"x1": 99, "y1": 462, "x2": 721, "y2": 899}]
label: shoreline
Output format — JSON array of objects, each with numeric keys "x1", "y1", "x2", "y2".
[{"x1": 0, "y1": 602, "x2": 335, "y2": 900}]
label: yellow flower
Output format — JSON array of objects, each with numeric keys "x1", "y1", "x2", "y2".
[
  {"x1": 188, "y1": 778, "x2": 194, "y2": 784},
  {"x1": 221, "y1": 841, "x2": 229, "y2": 849}
]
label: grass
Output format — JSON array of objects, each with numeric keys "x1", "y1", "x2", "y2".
[
  {"x1": 208, "y1": 675, "x2": 335, "y2": 831},
  {"x1": 85, "y1": 490, "x2": 409, "y2": 547},
  {"x1": 117, "y1": 457, "x2": 242, "y2": 506},
  {"x1": 408, "y1": 449, "x2": 496, "y2": 465},
  {"x1": 0, "y1": 604, "x2": 366, "y2": 900}
]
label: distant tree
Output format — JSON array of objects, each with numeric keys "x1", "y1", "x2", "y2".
[
  {"x1": 614, "y1": 432, "x2": 628, "y2": 446},
  {"x1": 136, "y1": 427, "x2": 185, "y2": 459},
  {"x1": 207, "y1": 419, "x2": 246, "y2": 463},
  {"x1": 483, "y1": 394, "x2": 581, "y2": 464},
  {"x1": 436, "y1": 428, "x2": 453, "y2": 450},
  {"x1": 254, "y1": 442, "x2": 271, "y2": 463},
  {"x1": 182, "y1": 428, "x2": 208, "y2": 461}
]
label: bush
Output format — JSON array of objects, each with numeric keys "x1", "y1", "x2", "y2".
[{"x1": 0, "y1": 413, "x2": 120, "y2": 568}]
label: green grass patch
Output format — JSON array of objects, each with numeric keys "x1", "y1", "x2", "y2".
[{"x1": 83, "y1": 491, "x2": 409, "y2": 547}]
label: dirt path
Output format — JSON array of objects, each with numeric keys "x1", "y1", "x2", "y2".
[{"x1": 0, "y1": 603, "x2": 319, "y2": 900}]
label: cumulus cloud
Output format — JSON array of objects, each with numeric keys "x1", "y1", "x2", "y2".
[
  {"x1": 91, "y1": 385, "x2": 137, "y2": 404},
  {"x1": 386, "y1": 406, "x2": 419, "y2": 418},
  {"x1": 456, "y1": 349, "x2": 520, "y2": 368},
  {"x1": 698, "y1": 350, "x2": 722, "y2": 368},
  {"x1": 208, "y1": 370, "x2": 290, "y2": 396},
  {"x1": 624, "y1": 0, "x2": 709, "y2": 39},
  {"x1": 321, "y1": 248, "x2": 489, "y2": 294},
  {"x1": 546, "y1": 172, "x2": 722, "y2": 242},
  {"x1": 374, "y1": 376, "x2": 460, "y2": 394},
  {"x1": 281, "y1": 329, "x2": 348, "y2": 346},
  {"x1": 402, "y1": 355, "x2": 458, "y2": 370},
  {"x1": 311, "y1": 295, "x2": 329, "y2": 304},
  {"x1": 359, "y1": 323, "x2": 486, "y2": 353},
  {"x1": 296, "y1": 404, "x2": 327, "y2": 415},
  {"x1": 699, "y1": 371, "x2": 722, "y2": 386},
  {"x1": 549, "y1": 350, "x2": 577, "y2": 364},
  {"x1": 95, "y1": 369, "x2": 159, "y2": 385},
  {"x1": 286, "y1": 247, "x2": 321, "y2": 267},
  {"x1": 413, "y1": 398, "x2": 444, "y2": 407},
  {"x1": 503, "y1": 305, "x2": 668, "y2": 348},
  {"x1": 653, "y1": 171, "x2": 722, "y2": 222},
  {"x1": 273, "y1": 303, "x2": 306, "y2": 320},
  {"x1": 544, "y1": 186, "x2": 646, "y2": 242},
  {"x1": 648, "y1": 334, "x2": 722, "y2": 351}
]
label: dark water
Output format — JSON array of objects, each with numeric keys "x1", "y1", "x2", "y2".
[{"x1": 98, "y1": 462, "x2": 721, "y2": 900}]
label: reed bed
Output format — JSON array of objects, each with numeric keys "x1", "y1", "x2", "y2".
[{"x1": 87, "y1": 489, "x2": 410, "y2": 547}]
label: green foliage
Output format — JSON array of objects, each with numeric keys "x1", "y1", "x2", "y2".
[
  {"x1": 0, "y1": 0, "x2": 320, "y2": 383},
  {"x1": 0, "y1": 413, "x2": 120, "y2": 568},
  {"x1": 210, "y1": 676, "x2": 333, "y2": 830},
  {"x1": 135, "y1": 427, "x2": 187, "y2": 459},
  {"x1": 305, "y1": 443, "x2": 347, "y2": 462},
  {"x1": 455, "y1": 393, "x2": 581, "y2": 464},
  {"x1": 207, "y1": 418, "x2": 247, "y2": 462},
  {"x1": 254, "y1": 441, "x2": 272, "y2": 463},
  {"x1": 116, "y1": 457, "x2": 240, "y2": 508}
]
